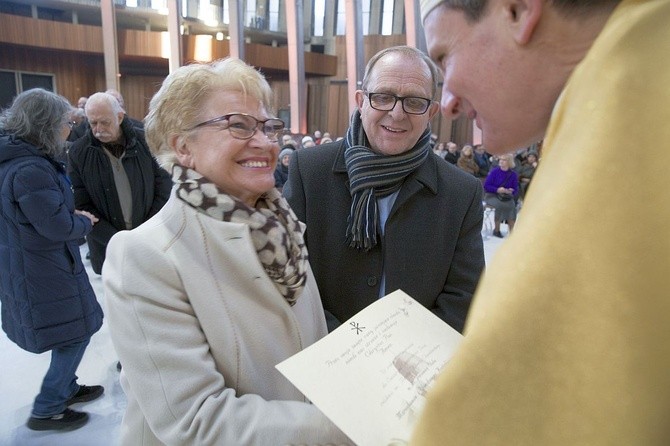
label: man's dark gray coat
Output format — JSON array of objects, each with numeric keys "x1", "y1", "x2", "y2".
[{"x1": 284, "y1": 140, "x2": 485, "y2": 333}]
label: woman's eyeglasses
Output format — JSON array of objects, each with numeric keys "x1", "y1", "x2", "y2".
[
  {"x1": 364, "y1": 92, "x2": 433, "y2": 115},
  {"x1": 187, "y1": 113, "x2": 285, "y2": 142}
]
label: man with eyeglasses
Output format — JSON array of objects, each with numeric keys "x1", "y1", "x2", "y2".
[
  {"x1": 284, "y1": 45, "x2": 485, "y2": 333},
  {"x1": 68, "y1": 92, "x2": 172, "y2": 275}
]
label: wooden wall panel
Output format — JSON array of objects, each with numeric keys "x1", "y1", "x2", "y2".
[
  {"x1": 0, "y1": 45, "x2": 105, "y2": 105},
  {"x1": 119, "y1": 75, "x2": 166, "y2": 122},
  {"x1": 119, "y1": 29, "x2": 164, "y2": 58},
  {"x1": 0, "y1": 44, "x2": 163, "y2": 120},
  {"x1": 0, "y1": 12, "x2": 461, "y2": 145},
  {"x1": 181, "y1": 38, "x2": 336, "y2": 76},
  {"x1": 304, "y1": 51, "x2": 337, "y2": 76},
  {"x1": 0, "y1": 14, "x2": 103, "y2": 53},
  {"x1": 1, "y1": 13, "x2": 335, "y2": 77},
  {"x1": 333, "y1": 34, "x2": 406, "y2": 79},
  {"x1": 245, "y1": 43, "x2": 336, "y2": 76},
  {"x1": 307, "y1": 82, "x2": 329, "y2": 135},
  {"x1": 268, "y1": 79, "x2": 290, "y2": 115},
  {"x1": 210, "y1": 39, "x2": 231, "y2": 61},
  {"x1": 327, "y1": 83, "x2": 350, "y2": 139}
]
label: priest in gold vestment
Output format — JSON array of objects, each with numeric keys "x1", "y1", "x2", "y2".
[{"x1": 413, "y1": 0, "x2": 670, "y2": 444}]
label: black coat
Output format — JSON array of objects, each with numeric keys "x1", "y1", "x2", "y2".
[
  {"x1": 284, "y1": 140, "x2": 485, "y2": 333},
  {"x1": 68, "y1": 118, "x2": 172, "y2": 274}
]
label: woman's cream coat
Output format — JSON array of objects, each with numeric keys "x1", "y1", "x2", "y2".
[{"x1": 103, "y1": 191, "x2": 349, "y2": 445}]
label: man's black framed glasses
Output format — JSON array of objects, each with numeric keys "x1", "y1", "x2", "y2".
[
  {"x1": 364, "y1": 92, "x2": 432, "y2": 115},
  {"x1": 187, "y1": 113, "x2": 285, "y2": 142}
]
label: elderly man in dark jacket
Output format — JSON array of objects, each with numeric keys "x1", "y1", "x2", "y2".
[{"x1": 68, "y1": 92, "x2": 171, "y2": 274}]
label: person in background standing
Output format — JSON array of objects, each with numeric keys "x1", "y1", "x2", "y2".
[
  {"x1": 0, "y1": 88, "x2": 104, "y2": 432},
  {"x1": 68, "y1": 92, "x2": 171, "y2": 275}
]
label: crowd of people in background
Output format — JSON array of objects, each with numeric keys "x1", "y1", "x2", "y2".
[
  {"x1": 276, "y1": 128, "x2": 545, "y2": 221},
  {"x1": 432, "y1": 138, "x2": 541, "y2": 237},
  {"x1": 433, "y1": 138, "x2": 541, "y2": 193}
]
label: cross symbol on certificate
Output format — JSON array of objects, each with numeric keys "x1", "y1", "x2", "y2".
[{"x1": 349, "y1": 321, "x2": 365, "y2": 334}]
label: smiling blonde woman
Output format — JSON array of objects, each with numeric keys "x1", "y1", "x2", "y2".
[{"x1": 102, "y1": 58, "x2": 350, "y2": 445}]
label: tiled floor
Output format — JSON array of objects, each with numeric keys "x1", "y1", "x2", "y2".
[{"x1": 0, "y1": 225, "x2": 509, "y2": 445}]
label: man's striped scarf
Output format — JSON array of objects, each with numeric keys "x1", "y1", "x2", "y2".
[{"x1": 344, "y1": 109, "x2": 431, "y2": 251}]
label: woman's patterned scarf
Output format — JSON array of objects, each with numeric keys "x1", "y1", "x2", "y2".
[
  {"x1": 173, "y1": 165, "x2": 307, "y2": 306},
  {"x1": 343, "y1": 109, "x2": 431, "y2": 251}
]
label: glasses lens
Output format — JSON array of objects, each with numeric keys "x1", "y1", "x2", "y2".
[
  {"x1": 369, "y1": 93, "x2": 396, "y2": 111},
  {"x1": 226, "y1": 114, "x2": 256, "y2": 139},
  {"x1": 403, "y1": 97, "x2": 430, "y2": 114},
  {"x1": 263, "y1": 119, "x2": 284, "y2": 141}
]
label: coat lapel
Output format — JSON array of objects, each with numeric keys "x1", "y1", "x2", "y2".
[{"x1": 389, "y1": 156, "x2": 439, "y2": 220}]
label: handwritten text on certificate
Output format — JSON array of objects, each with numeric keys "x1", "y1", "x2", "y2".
[{"x1": 276, "y1": 290, "x2": 463, "y2": 446}]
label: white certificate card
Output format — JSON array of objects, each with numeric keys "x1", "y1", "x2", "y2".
[{"x1": 276, "y1": 289, "x2": 463, "y2": 446}]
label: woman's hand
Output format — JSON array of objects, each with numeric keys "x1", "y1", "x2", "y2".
[{"x1": 76, "y1": 209, "x2": 99, "y2": 225}]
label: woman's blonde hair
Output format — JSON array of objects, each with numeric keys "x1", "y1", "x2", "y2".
[{"x1": 145, "y1": 58, "x2": 275, "y2": 168}]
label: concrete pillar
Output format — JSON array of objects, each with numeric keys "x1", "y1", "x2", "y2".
[
  {"x1": 278, "y1": 0, "x2": 287, "y2": 32},
  {"x1": 100, "y1": 0, "x2": 120, "y2": 91},
  {"x1": 303, "y1": 0, "x2": 313, "y2": 40},
  {"x1": 345, "y1": 0, "x2": 364, "y2": 114},
  {"x1": 369, "y1": 0, "x2": 382, "y2": 35},
  {"x1": 285, "y1": 0, "x2": 307, "y2": 134},
  {"x1": 229, "y1": 0, "x2": 245, "y2": 60},
  {"x1": 323, "y1": 0, "x2": 337, "y2": 52},
  {"x1": 167, "y1": 0, "x2": 182, "y2": 72},
  {"x1": 403, "y1": 0, "x2": 426, "y2": 52},
  {"x1": 392, "y1": 0, "x2": 405, "y2": 35}
]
